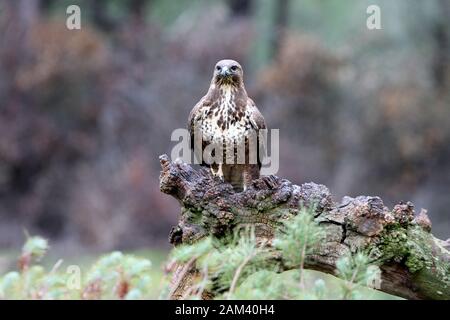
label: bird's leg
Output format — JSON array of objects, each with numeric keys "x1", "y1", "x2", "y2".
[
  {"x1": 242, "y1": 164, "x2": 260, "y2": 191},
  {"x1": 217, "y1": 163, "x2": 224, "y2": 181},
  {"x1": 210, "y1": 164, "x2": 218, "y2": 176},
  {"x1": 210, "y1": 164, "x2": 224, "y2": 182}
]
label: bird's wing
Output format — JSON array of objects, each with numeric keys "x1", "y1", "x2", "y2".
[
  {"x1": 247, "y1": 98, "x2": 267, "y2": 167},
  {"x1": 247, "y1": 98, "x2": 266, "y2": 130},
  {"x1": 188, "y1": 95, "x2": 210, "y2": 164},
  {"x1": 188, "y1": 96, "x2": 205, "y2": 145}
]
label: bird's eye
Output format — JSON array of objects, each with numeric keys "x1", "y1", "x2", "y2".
[
  {"x1": 216, "y1": 66, "x2": 221, "y2": 71},
  {"x1": 231, "y1": 66, "x2": 238, "y2": 71}
]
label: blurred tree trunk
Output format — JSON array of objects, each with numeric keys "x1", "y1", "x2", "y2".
[
  {"x1": 271, "y1": 0, "x2": 289, "y2": 57},
  {"x1": 432, "y1": 0, "x2": 450, "y2": 93},
  {"x1": 125, "y1": 0, "x2": 151, "y2": 62},
  {"x1": 91, "y1": 0, "x2": 150, "y2": 32},
  {"x1": 251, "y1": 0, "x2": 290, "y2": 71},
  {"x1": 227, "y1": 0, "x2": 253, "y2": 17},
  {"x1": 39, "y1": 0, "x2": 55, "y2": 12},
  {"x1": 128, "y1": 0, "x2": 150, "y2": 22},
  {"x1": 3, "y1": 0, "x2": 40, "y2": 30},
  {"x1": 1, "y1": 0, "x2": 40, "y2": 98},
  {"x1": 92, "y1": 0, "x2": 115, "y2": 32}
]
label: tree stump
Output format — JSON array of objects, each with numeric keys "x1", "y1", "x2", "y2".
[{"x1": 159, "y1": 154, "x2": 450, "y2": 300}]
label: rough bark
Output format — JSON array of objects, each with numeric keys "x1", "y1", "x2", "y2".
[{"x1": 159, "y1": 155, "x2": 450, "y2": 300}]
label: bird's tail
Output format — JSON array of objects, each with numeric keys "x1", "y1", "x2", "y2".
[
  {"x1": 222, "y1": 164, "x2": 260, "y2": 192},
  {"x1": 222, "y1": 164, "x2": 244, "y2": 192}
]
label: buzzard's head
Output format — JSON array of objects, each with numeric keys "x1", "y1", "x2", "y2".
[{"x1": 213, "y1": 59, "x2": 243, "y2": 86}]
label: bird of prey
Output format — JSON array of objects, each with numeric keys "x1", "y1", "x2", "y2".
[{"x1": 188, "y1": 59, "x2": 266, "y2": 191}]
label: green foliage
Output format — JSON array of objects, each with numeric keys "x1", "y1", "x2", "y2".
[
  {"x1": 0, "y1": 212, "x2": 388, "y2": 300},
  {"x1": 0, "y1": 236, "x2": 154, "y2": 300},
  {"x1": 22, "y1": 236, "x2": 49, "y2": 263},
  {"x1": 168, "y1": 206, "x2": 385, "y2": 300},
  {"x1": 273, "y1": 207, "x2": 325, "y2": 267},
  {"x1": 231, "y1": 269, "x2": 327, "y2": 300},
  {"x1": 370, "y1": 224, "x2": 450, "y2": 287},
  {"x1": 335, "y1": 252, "x2": 381, "y2": 300},
  {"x1": 168, "y1": 227, "x2": 272, "y2": 299},
  {"x1": 231, "y1": 270, "x2": 282, "y2": 299},
  {"x1": 171, "y1": 237, "x2": 214, "y2": 263},
  {"x1": 84, "y1": 251, "x2": 152, "y2": 299},
  {"x1": 207, "y1": 229, "x2": 272, "y2": 297},
  {"x1": 230, "y1": 262, "x2": 384, "y2": 300},
  {"x1": 274, "y1": 206, "x2": 325, "y2": 289}
]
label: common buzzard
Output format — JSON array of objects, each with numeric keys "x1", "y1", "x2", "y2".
[{"x1": 188, "y1": 59, "x2": 266, "y2": 191}]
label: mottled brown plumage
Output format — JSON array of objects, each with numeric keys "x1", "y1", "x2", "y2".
[{"x1": 188, "y1": 59, "x2": 266, "y2": 191}]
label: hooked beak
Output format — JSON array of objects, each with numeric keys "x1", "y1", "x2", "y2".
[{"x1": 219, "y1": 67, "x2": 231, "y2": 77}]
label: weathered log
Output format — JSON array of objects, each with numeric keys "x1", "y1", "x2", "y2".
[{"x1": 159, "y1": 155, "x2": 450, "y2": 300}]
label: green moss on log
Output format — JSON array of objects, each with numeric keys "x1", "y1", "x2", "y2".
[{"x1": 370, "y1": 224, "x2": 450, "y2": 285}]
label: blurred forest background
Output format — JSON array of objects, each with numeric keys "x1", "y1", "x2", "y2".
[{"x1": 0, "y1": 0, "x2": 449, "y2": 258}]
